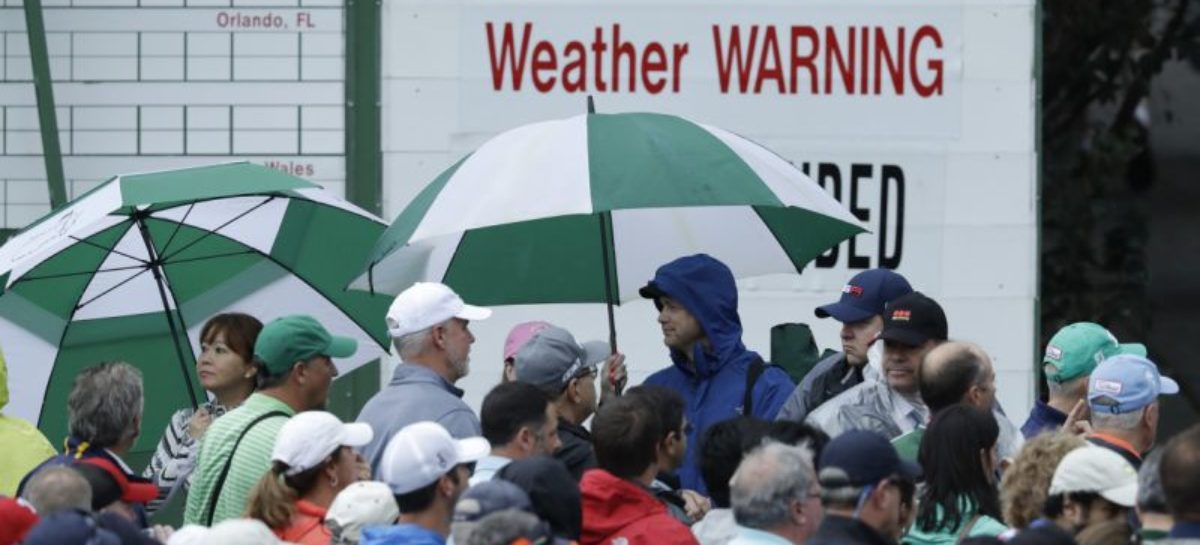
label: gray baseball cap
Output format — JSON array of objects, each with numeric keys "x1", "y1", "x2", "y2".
[{"x1": 513, "y1": 325, "x2": 610, "y2": 391}]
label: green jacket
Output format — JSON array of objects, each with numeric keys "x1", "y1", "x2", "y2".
[{"x1": 903, "y1": 502, "x2": 1007, "y2": 545}]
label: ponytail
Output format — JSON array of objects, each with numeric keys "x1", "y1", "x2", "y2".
[{"x1": 246, "y1": 461, "x2": 324, "y2": 529}]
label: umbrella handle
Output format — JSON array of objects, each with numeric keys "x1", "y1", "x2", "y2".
[{"x1": 598, "y1": 211, "x2": 625, "y2": 395}]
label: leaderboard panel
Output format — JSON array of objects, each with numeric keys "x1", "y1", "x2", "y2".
[{"x1": 0, "y1": 0, "x2": 346, "y2": 229}]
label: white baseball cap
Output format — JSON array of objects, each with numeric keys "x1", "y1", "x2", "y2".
[
  {"x1": 1049, "y1": 446, "x2": 1138, "y2": 507},
  {"x1": 379, "y1": 421, "x2": 490, "y2": 494},
  {"x1": 326, "y1": 481, "x2": 400, "y2": 543},
  {"x1": 168, "y1": 519, "x2": 295, "y2": 545},
  {"x1": 272, "y1": 411, "x2": 374, "y2": 476},
  {"x1": 386, "y1": 282, "x2": 492, "y2": 339}
]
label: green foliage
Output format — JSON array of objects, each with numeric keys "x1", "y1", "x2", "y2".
[{"x1": 1041, "y1": 0, "x2": 1199, "y2": 382}]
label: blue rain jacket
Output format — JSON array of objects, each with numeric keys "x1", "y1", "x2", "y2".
[{"x1": 642, "y1": 254, "x2": 795, "y2": 493}]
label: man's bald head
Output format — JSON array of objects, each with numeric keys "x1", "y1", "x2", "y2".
[
  {"x1": 23, "y1": 466, "x2": 93, "y2": 515},
  {"x1": 919, "y1": 341, "x2": 995, "y2": 413}
]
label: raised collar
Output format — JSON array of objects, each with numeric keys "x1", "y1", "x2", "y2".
[
  {"x1": 1088, "y1": 432, "x2": 1142, "y2": 459},
  {"x1": 295, "y1": 499, "x2": 328, "y2": 519},
  {"x1": 394, "y1": 363, "x2": 465, "y2": 398}
]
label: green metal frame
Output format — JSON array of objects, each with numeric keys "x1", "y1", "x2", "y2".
[
  {"x1": 22, "y1": 0, "x2": 68, "y2": 211},
  {"x1": 345, "y1": 0, "x2": 383, "y2": 216},
  {"x1": 334, "y1": 0, "x2": 385, "y2": 423}
]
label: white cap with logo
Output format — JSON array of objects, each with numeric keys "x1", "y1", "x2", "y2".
[
  {"x1": 272, "y1": 411, "x2": 374, "y2": 476},
  {"x1": 386, "y1": 282, "x2": 492, "y2": 339},
  {"x1": 1049, "y1": 446, "x2": 1138, "y2": 507},
  {"x1": 380, "y1": 421, "x2": 490, "y2": 494}
]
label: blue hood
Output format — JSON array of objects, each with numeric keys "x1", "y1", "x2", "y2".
[
  {"x1": 362, "y1": 523, "x2": 446, "y2": 545},
  {"x1": 642, "y1": 255, "x2": 795, "y2": 493},
  {"x1": 644, "y1": 254, "x2": 751, "y2": 377}
]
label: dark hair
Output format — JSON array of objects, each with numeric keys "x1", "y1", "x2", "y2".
[
  {"x1": 201, "y1": 312, "x2": 263, "y2": 363},
  {"x1": 625, "y1": 385, "x2": 685, "y2": 441},
  {"x1": 256, "y1": 361, "x2": 290, "y2": 390},
  {"x1": 73, "y1": 463, "x2": 122, "y2": 511},
  {"x1": 699, "y1": 417, "x2": 771, "y2": 508},
  {"x1": 767, "y1": 420, "x2": 830, "y2": 461},
  {"x1": 481, "y1": 382, "x2": 552, "y2": 447},
  {"x1": 395, "y1": 467, "x2": 461, "y2": 513},
  {"x1": 919, "y1": 344, "x2": 986, "y2": 413},
  {"x1": 1161, "y1": 424, "x2": 1200, "y2": 519},
  {"x1": 1042, "y1": 492, "x2": 1109, "y2": 519},
  {"x1": 495, "y1": 456, "x2": 582, "y2": 540},
  {"x1": 916, "y1": 404, "x2": 1001, "y2": 533},
  {"x1": 592, "y1": 395, "x2": 662, "y2": 479}
]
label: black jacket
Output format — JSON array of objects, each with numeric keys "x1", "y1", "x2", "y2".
[{"x1": 554, "y1": 418, "x2": 597, "y2": 480}]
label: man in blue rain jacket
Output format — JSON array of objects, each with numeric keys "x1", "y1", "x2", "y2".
[{"x1": 639, "y1": 254, "x2": 795, "y2": 494}]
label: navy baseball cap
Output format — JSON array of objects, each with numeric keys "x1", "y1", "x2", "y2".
[
  {"x1": 1087, "y1": 354, "x2": 1179, "y2": 414},
  {"x1": 817, "y1": 430, "x2": 922, "y2": 487},
  {"x1": 815, "y1": 269, "x2": 914, "y2": 323}
]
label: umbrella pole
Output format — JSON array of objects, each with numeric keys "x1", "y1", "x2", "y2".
[
  {"x1": 589, "y1": 94, "x2": 617, "y2": 349},
  {"x1": 598, "y1": 211, "x2": 618, "y2": 352},
  {"x1": 134, "y1": 215, "x2": 200, "y2": 409}
]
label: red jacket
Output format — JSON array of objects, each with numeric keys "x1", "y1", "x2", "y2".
[{"x1": 580, "y1": 469, "x2": 699, "y2": 545}]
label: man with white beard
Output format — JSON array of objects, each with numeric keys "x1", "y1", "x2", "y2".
[{"x1": 355, "y1": 282, "x2": 492, "y2": 477}]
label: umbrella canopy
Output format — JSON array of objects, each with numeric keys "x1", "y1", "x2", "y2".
[
  {"x1": 352, "y1": 112, "x2": 865, "y2": 305},
  {"x1": 0, "y1": 162, "x2": 392, "y2": 443}
]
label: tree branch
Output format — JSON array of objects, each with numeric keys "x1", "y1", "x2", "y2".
[{"x1": 1109, "y1": 0, "x2": 1192, "y2": 134}]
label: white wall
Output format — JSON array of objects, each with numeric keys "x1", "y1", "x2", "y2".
[{"x1": 381, "y1": 0, "x2": 1039, "y2": 417}]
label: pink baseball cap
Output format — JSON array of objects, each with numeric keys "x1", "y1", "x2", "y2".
[{"x1": 504, "y1": 321, "x2": 551, "y2": 361}]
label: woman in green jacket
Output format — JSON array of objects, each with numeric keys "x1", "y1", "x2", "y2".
[{"x1": 904, "y1": 404, "x2": 1008, "y2": 545}]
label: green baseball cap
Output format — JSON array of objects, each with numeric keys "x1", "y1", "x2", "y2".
[
  {"x1": 1043, "y1": 322, "x2": 1145, "y2": 383},
  {"x1": 254, "y1": 315, "x2": 358, "y2": 376}
]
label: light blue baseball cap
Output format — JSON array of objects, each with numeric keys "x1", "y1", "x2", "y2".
[{"x1": 1088, "y1": 354, "x2": 1179, "y2": 414}]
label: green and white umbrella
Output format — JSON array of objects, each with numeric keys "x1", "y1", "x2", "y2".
[
  {"x1": 352, "y1": 112, "x2": 865, "y2": 337},
  {"x1": 0, "y1": 162, "x2": 392, "y2": 440}
]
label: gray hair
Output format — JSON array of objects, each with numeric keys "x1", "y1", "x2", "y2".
[
  {"x1": 1137, "y1": 449, "x2": 1168, "y2": 513},
  {"x1": 464, "y1": 509, "x2": 545, "y2": 545},
  {"x1": 393, "y1": 320, "x2": 448, "y2": 360},
  {"x1": 1092, "y1": 407, "x2": 1144, "y2": 431},
  {"x1": 67, "y1": 361, "x2": 143, "y2": 447},
  {"x1": 731, "y1": 442, "x2": 816, "y2": 530},
  {"x1": 1044, "y1": 367, "x2": 1088, "y2": 398},
  {"x1": 24, "y1": 466, "x2": 93, "y2": 514}
]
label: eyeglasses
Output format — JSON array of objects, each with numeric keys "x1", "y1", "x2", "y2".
[{"x1": 559, "y1": 366, "x2": 598, "y2": 392}]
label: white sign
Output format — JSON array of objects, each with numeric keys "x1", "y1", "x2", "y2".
[{"x1": 382, "y1": 0, "x2": 1038, "y2": 420}]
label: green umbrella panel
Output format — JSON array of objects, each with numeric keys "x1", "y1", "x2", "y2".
[{"x1": 0, "y1": 163, "x2": 392, "y2": 456}]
